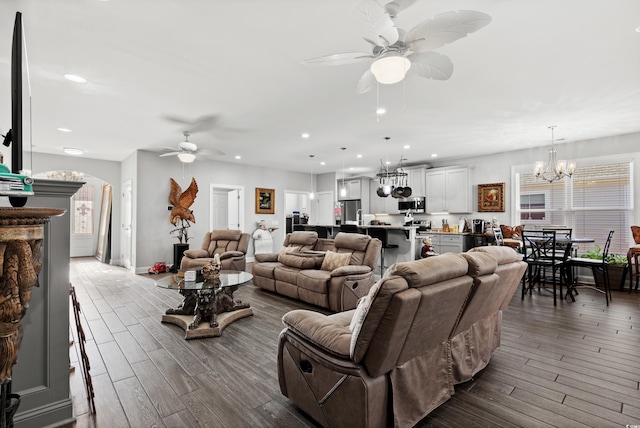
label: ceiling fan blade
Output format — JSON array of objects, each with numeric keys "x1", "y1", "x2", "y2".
[
  {"x1": 303, "y1": 52, "x2": 373, "y2": 66},
  {"x1": 405, "y1": 10, "x2": 492, "y2": 53},
  {"x1": 356, "y1": 69, "x2": 376, "y2": 94},
  {"x1": 384, "y1": 0, "x2": 419, "y2": 18},
  {"x1": 352, "y1": 0, "x2": 399, "y2": 47},
  {"x1": 199, "y1": 148, "x2": 225, "y2": 157},
  {"x1": 160, "y1": 151, "x2": 180, "y2": 157},
  {"x1": 162, "y1": 114, "x2": 220, "y2": 133},
  {"x1": 408, "y1": 52, "x2": 454, "y2": 80}
]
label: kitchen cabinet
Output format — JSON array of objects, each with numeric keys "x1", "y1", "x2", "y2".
[
  {"x1": 426, "y1": 167, "x2": 471, "y2": 213},
  {"x1": 418, "y1": 233, "x2": 472, "y2": 257},
  {"x1": 338, "y1": 178, "x2": 367, "y2": 200},
  {"x1": 407, "y1": 167, "x2": 426, "y2": 197}
]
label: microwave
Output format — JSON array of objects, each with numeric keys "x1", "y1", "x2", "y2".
[{"x1": 398, "y1": 197, "x2": 425, "y2": 213}]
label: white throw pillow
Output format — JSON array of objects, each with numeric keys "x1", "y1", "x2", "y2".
[
  {"x1": 320, "y1": 251, "x2": 351, "y2": 271},
  {"x1": 349, "y1": 280, "x2": 382, "y2": 358}
]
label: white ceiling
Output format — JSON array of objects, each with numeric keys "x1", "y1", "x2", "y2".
[{"x1": 1, "y1": 0, "x2": 639, "y2": 175}]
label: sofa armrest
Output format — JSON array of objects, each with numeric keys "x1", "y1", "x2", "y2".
[
  {"x1": 330, "y1": 265, "x2": 372, "y2": 277},
  {"x1": 219, "y1": 250, "x2": 244, "y2": 260},
  {"x1": 183, "y1": 249, "x2": 208, "y2": 259},
  {"x1": 282, "y1": 310, "x2": 353, "y2": 358},
  {"x1": 255, "y1": 253, "x2": 278, "y2": 262}
]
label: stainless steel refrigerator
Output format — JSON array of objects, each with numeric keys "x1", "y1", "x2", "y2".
[{"x1": 342, "y1": 199, "x2": 361, "y2": 223}]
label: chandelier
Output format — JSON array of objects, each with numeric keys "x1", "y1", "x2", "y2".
[{"x1": 533, "y1": 126, "x2": 576, "y2": 183}]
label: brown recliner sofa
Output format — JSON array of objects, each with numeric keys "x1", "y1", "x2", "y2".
[
  {"x1": 252, "y1": 231, "x2": 381, "y2": 312},
  {"x1": 277, "y1": 246, "x2": 526, "y2": 428},
  {"x1": 180, "y1": 230, "x2": 249, "y2": 271}
]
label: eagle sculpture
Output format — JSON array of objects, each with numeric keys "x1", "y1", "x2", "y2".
[{"x1": 169, "y1": 177, "x2": 198, "y2": 225}]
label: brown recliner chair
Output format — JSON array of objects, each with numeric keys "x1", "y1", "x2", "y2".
[
  {"x1": 277, "y1": 248, "x2": 526, "y2": 428},
  {"x1": 180, "y1": 230, "x2": 249, "y2": 271}
]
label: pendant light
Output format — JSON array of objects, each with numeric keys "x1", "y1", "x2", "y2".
[
  {"x1": 340, "y1": 147, "x2": 347, "y2": 198},
  {"x1": 533, "y1": 126, "x2": 576, "y2": 183},
  {"x1": 309, "y1": 154, "x2": 315, "y2": 199}
]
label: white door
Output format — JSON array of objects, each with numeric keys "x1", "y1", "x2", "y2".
[
  {"x1": 317, "y1": 191, "x2": 334, "y2": 225},
  {"x1": 211, "y1": 191, "x2": 229, "y2": 230},
  {"x1": 122, "y1": 180, "x2": 133, "y2": 269},
  {"x1": 228, "y1": 189, "x2": 240, "y2": 229}
]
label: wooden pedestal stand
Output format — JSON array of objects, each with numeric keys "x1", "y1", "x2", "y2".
[{"x1": 0, "y1": 208, "x2": 65, "y2": 428}]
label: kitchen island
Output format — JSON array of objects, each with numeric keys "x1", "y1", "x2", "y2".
[{"x1": 293, "y1": 224, "x2": 418, "y2": 268}]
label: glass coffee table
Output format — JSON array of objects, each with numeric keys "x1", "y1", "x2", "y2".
[{"x1": 156, "y1": 270, "x2": 253, "y2": 339}]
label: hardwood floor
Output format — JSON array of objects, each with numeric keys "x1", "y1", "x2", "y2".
[{"x1": 66, "y1": 258, "x2": 640, "y2": 428}]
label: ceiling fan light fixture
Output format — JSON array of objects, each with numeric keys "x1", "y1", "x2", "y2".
[
  {"x1": 370, "y1": 55, "x2": 411, "y2": 84},
  {"x1": 177, "y1": 152, "x2": 196, "y2": 163}
]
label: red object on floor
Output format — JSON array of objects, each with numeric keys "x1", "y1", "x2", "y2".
[{"x1": 148, "y1": 262, "x2": 169, "y2": 274}]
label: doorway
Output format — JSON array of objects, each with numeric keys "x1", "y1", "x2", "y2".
[{"x1": 210, "y1": 184, "x2": 245, "y2": 231}]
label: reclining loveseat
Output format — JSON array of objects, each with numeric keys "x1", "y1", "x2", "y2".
[
  {"x1": 180, "y1": 229, "x2": 249, "y2": 272},
  {"x1": 277, "y1": 246, "x2": 526, "y2": 428},
  {"x1": 252, "y1": 231, "x2": 381, "y2": 312}
]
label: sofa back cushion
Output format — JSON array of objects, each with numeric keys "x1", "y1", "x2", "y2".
[
  {"x1": 283, "y1": 231, "x2": 318, "y2": 252},
  {"x1": 468, "y1": 246, "x2": 528, "y2": 310},
  {"x1": 333, "y1": 232, "x2": 380, "y2": 268},
  {"x1": 205, "y1": 230, "x2": 249, "y2": 256},
  {"x1": 350, "y1": 254, "x2": 474, "y2": 377}
]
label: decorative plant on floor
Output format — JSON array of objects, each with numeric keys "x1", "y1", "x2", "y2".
[{"x1": 168, "y1": 177, "x2": 198, "y2": 243}]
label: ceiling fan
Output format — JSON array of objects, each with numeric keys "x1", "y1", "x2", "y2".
[
  {"x1": 303, "y1": 0, "x2": 492, "y2": 94},
  {"x1": 160, "y1": 131, "x2": 224, "y2": 163}
]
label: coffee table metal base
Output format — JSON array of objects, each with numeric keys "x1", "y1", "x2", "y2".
[{"x1": 162, "y1": 308, "x2": 253, "y2": 340}]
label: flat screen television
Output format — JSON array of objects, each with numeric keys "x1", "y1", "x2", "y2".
[{"x1": 1, "y1": 11, "x2": 33, "y2": 207}]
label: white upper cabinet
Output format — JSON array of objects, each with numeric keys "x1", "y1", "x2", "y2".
[
  {"x1": 407, "y1": 167, "x2": 426, "y2": 197},
  {"x1": 426, "y1": 167, "x2": 471, "y2": 213}
]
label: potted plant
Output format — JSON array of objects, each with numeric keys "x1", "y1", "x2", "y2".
[{"x1": 577, "y1": 245, "x2": 627, "y2": 290}]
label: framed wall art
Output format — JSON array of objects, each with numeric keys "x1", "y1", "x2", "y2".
[
  {"x1": 255, "y1": 188, "x2": 275, "y2": 214},
  {"x1": 477, "y1": 182, "x2": 505, "y2": 212}
]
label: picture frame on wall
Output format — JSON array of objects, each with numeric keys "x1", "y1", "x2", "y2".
[
  {"x1": 255, "y1": 188, "x2": 275, "y2": 214},
  {"x1": 478, "y1": 182, "x2": 505, "y2": 212}
]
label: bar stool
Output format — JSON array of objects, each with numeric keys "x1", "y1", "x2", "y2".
[
  {"x1": 628, "y1": 225, "x2": 640, "y2": 292},
  {"x1": 367, "y1": 228, "x2": 399, "y2": 276}
]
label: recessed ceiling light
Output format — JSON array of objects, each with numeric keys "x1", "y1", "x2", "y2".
[
  {"x1": 376, "y1": 107, "x2": 386, "y2": 115},
  {"x1": 357, "y1": 154, "x2": 363, "y2": 158},
  {"x1": 301, "y1": 132, "x2": 310, "y2": 139},
  {"x1": 63, "y1": 147, "x2": 84, "y2": 156},
  {"x1": 57, "y1": 127, "x2": 72, "y2": 132},
  {"x1": 385, "y1": 160, "x2": 391, "y2": 165},
  {"x1": 234, "y1": 155, "x2": 241, "y2": 160},
  {"x1": 636, "y1": 25, "x2": 640, "y2": 32},
  {"x1": 64, "y1": 74, "x2": 87, "y2": 83},
  {"x1": 320, "y1": 161, "x2": 326, "y2": 166},
  {"x1": 349, "y1": 167, "x2": 354, "y2": 171},
  {"x1": 431, "y1": 153, "x2": 438, "y2": 158},
  {"x1": 403, "y1": 145, "x2": 410, "y2": 149}
]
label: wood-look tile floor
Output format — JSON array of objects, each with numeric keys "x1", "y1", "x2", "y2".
[{"x1": 67, "y1": 258, "x2": 640, "y2": 428}]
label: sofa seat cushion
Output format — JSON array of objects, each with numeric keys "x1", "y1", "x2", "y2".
[
  {"x1": 282, "y1": 310, "x2": 353, "y2": 358},
  {"x1": 253, "y1": 261, "x2": 282, "y2": 280},
  {"x1": 297, "y1": 269, "x2": 332, "y2": 293},
  {"x1": 274, "y1": 265, "x2": 302, "y2": 284}
]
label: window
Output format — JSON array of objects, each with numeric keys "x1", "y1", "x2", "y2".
[
  {"x1": 72, "y1": 184, "x2": 94, "y2": 235},
  {"x1": 515, "y1": 158, "x2": 633, "y2": 255}
]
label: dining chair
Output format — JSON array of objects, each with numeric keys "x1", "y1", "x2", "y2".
[
  {"x1": 521, "y1": 229, "x2": 567, "y2": 306},
  {"x1": 492, "y1": 227, "x2": 504, "y2": 246},
  {"x1": 566, "y1": 230, "x2": 614, "y2": 306}
]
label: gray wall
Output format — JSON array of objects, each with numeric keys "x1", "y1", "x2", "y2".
[{"x1": 26, "y1": 131, "x2": 639, "y2": 272}]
